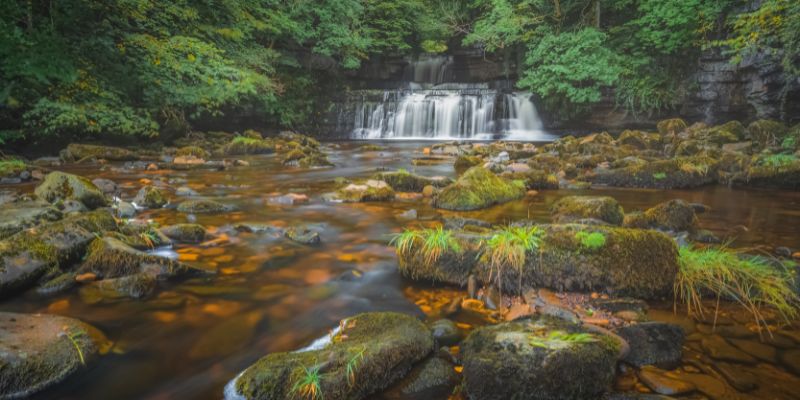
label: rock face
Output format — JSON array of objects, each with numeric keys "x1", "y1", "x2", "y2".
[
  {"x1": 551, "y1": 196, "x2": 625, "y2": 225},
  {"x1": 616, "y1": 322, "x2": 685, "y2": 368},
  {"x1": 34, "y1": 171, "x2": 108, "y2": 209},
  {"x1": 461, "y1": 316, "x2": 619, "y2": 400},
  {"x1": 434, "y1": 167, "x2": 525, "y2": 211},
  {"x1": 0, "y1": 312, "x2": 106, "y2": 398},
  {"x1": 230, "y1": 312, "x2": 433, "y2": 400}
]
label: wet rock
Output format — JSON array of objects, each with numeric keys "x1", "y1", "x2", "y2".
[
  {"x1": 36, "y1": 271, "x2": 78, "y2": 295},
  {"x1": 385, "y1": 356, "x2": 458, "y2": 399},
  {"x1": 60, "y1": 143, "x2": 137, "y2": 161},
  {"x1": 589, "y1": 156, "x2": 717, "y2": 189},
  {"x1": 133, "y1": 185, "x2": 168, "y2": 209},
  {"x1": 430, "y1": 319, "x2": 462, "y2": 346},
  {"x1": 551, "y1": 195, "x2": 625, "y2": 225},
  {"x1": 779, "y1": 349, "x2": 800, "y2": 374},
  {"x1": 591, "y1": 298, "x2": 648, "y2": 314},
  {"x1": 461, "y1": 316, "x2": 619, "y2": 400},
  {"x1": 333, "y1": 180, "x2": 395, "y2": 203},
  {"x1": 677, "y1": 373, "x2": 734, "y2": 400},
  {"x1": 434, "y1": 167, "x2": 525, "y2": 211},
  {"x1": 701, "y1": 335, "x2": 757, "y2": 364},
  {"x1": 617, "y1": 322, "x2": 685, "y2": 368},
  {"x1": 267, "y1": 193, "x2": 309, "y2": 205},
  {"x1": 374, "y1": 170, "x2": 452, "y2": 192},
  {"x1": 690, "y1": 229, "x2": 720, "y2": 243},
  {"x1": 284, "y1": 226, "x2": 321, "y2": 245},
  {"x1": 116, "y1": 201, "x2": 136, "y2": 218},
  {"x1": 727, "y1": 338, "x2": 777, "y2": 363},
  {"x1": 0, "y1": 200, "x2": 62, "y2": 239},
  {"x1": 713, "y1": 362, "x2": 758, "y2": 392},
  {"x1": 397, "y1": 209, "x2": 418, "y2": 220},
  {"x1": 0, "y1": 312, "x2": 106, "y2": 398},
  {"x1": 88, "y1": 272, "x2": 157, "y2": 299},
  {"x1": 177, "y1": 199, "x2": 229, "y2": 214},
  {"x1": 160, "y1": 224, "x2": 207, "y2": 243},
  {"x1": 637, "y1": 365, "x2": 696, "y2": 395},
  {"x1": 34, "y1": 171, "x2": 108, "y2": 209},
  {"x1": 175, "y1": 186, "x2": 198, "y2": 197},
  {"x1": 59, "y1": 199, "x2": 88, "y2": 213},
  {"x1": 78, "y1": 236, "x2": 193, "y2": 280},
  {"x1": 91, "y1": 178, "x2": 118, "y2": 195},
  {"x1": 624, "y1": 199, "x2": 697, "y2": 232},
  {"x1": 229, "y1": 312, "x2": 433, "y2": 400}
]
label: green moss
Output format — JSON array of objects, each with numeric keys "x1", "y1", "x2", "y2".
[
  {"x1": 133, "y1": 186, "x2": 168, "y2": 209},
  {"x1": 61, "y1": 143, "x2": 137, "y2": 161},
  {"x1": 79, "y1": 236, "x2": 186, "y2": 279},
  {"x1": 374, "y1": 170, "x2": 452, "y2": 192},
  {"x1": 434, "y1": 167, "x2": 525, "y2": 211},
  {"x1": 738, "y1": 153, "x2": 800, "y2": 189},
  {"x1": 222, "y1": 136, "x2": 275, "y2": 155},
  {"x1": 703, "y1": 121, "x2": 746, "y2": 144},
  {"x1": 590, "y1": 156, "x2": 718, "y2": 189},
  {"x1": 335, "y1": 180, "x2": 394, "y2": 203},
  {"x1": 748, "y1": 119, "x2": 788, "y2": 148},
  {"x1": 234, "y1": 312, "x2": 433, "y2": 400},
  {"x1": 393, "y1": 229, "x2": 479, "y2": 286},
  {"x1": 175, "y1": 146, "x2": 209, "y2": 159},
  {"x1": 454, "y1": 155, "x2": 482, "y2": 171},
  {"x1": 550, "y1": 196, "x2": 624, "y2": 225},
  {"x1": 575, "y1": 231, "x2": 606, "y2": 250},
  {"x1": 34, "y1": 171, "x2": 108, "y2": 209},
  {"x1": 616, "y1": 130, "x2": 649, "y2": 149},
  {"x1": 177, "y1": 199, "x2": 229, "y2": 213},
  {"x1": 159, "y1": 224, "x2": 206, "y2": 243},
  {"x1": 0, "y1": 158, "x2": 27, "y2": 177},
  {"x1": 481, "y1": 225, "x2": 545, "y2": 294},
  {"x1": 656, "y1": 118, "x2": 687, "y2": 135},
  {"x1": 623, "y1": 199, "x2": 697, "y2": 232},
  {"x1": 507, "y1": 171, "x2": 559, "y2": 190}
]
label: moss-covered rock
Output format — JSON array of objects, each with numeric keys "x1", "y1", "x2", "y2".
[
  {"x1": 384, "y1": 356, "x2": 458, "y2": 399},
  {"x1": 657, "y1": 118, "x2": 687, "y2": 136},
  {"x1": 551, "y1": 196, "x2": 625, "y2": 225},
  {"x1": 78, "y1": 236, "x2": 192, "y2": 280},
  {"x1": 285, "y1": 226, "x2": 321, "y2": 245},
  {"x1": 133, "y1": 185, "x2": 168, "y2": 209},
  {"x1": 623, "y1": 199, "x2": 697, "y2": 232},
  {"x1": 374, "y1": 170, "x2": 453, "y2": 192},
  {"x1": 0, "y1": 312, "x2": 107, "y2": 398},
  {"x1": 506, "y1": 170, "x2": 560, "y2": 190},
  {"x1": 34, "y1": 171, "x2": 108, "y2": 209},
  {"x1": 475, "y1": 224, "x2": 678, "y2": 299},
  {"x1": 454, "y1": 155, "x2": 483, "y2": 171},
  {"x1": 160, "y1": 224, "x2": 207, "y2": 243},
  {"x1": 748, "y1": 119, "x2": 788, "y2": 149},
  {"x1": 733, "y1": 154, "x2": 800, "y2": 189},
  {"x1": 434, "y1": 167, "x2": 525, "y2": 211},
  {"x1": 175, "y1": 146, "x2": 210, "y2": 159},
  {"x1": 461, "y1": 316, "x2": 619, "y2": 400},
  {"x1": 230, "y1": 312, "x2": 433, "y2": 400},
  {"x1": 588, "y1": 156, "x2": 717, "y2": 189},
  {"x1": 86, "y1": 272, "x2": 158, "y2": 299},
  {"x1": 0, "y1": 200, "x2": 62, "y2": 239},
  {"x1": 334, "y1": 180, "x2": 395, "y2": 203},
  {"x1": 177, "y1": 199, "x2": 230, "y2": 213},
  {"x1": 703, "y1": 121, "x2": 747, "y2": 144},
  {"x1": 616, "y1": 130, "x2": 651, "y2": 150},
  {"x1": 60, "y1": 143, "x2": 137, "y2": 162},
  {"x1": 221, "y1": 136, "x2": 275, "y2": 155},
  {"x1": 396, "y1": 234, "x2": 480, "y2": 286}
]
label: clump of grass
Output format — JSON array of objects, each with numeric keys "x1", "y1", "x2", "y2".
[
  {"x1": 678, "y1": 159, "x2": 709, "y2": 175},
  {"x1": 344, "y1": 346, "x2": 365, "y2": 387},
  {"x1": 139, "y1": 230, "x2": 160, "y2": 249},
  {"x1": 675, "y1": 245, "x2": 799, "y2": 333},
  {"x1": 528, "y1": 330, "x2": 598, "y2": 350},
  {"x1": 59, "y1": 326, "x2": 86, "y2": 366},
  {"x1": 290, "y1": 364, "x2": 324, "y2": 400},
  {"x1": 390, "y1": 226, "x2": 461, "y2": 267},
  {"x1": 0, "y1": 157, "x2": 27, "y2": 176},
  {"x1": 575, "y1": 231, "x2": 606, "y2": 251},
  {"x1": 482, "y1": 225, "x2": 544, "y2": 293},
  {"x1": 756, "y1": 154, "x2": 796, "y2": 168}
]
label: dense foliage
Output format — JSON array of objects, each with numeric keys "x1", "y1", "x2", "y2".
[{"x1": 1, "y1": 0, "x2": 797, "y2": 143}]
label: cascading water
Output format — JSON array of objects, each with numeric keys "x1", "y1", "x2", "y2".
[{"x1": 347, "y1": 55, "x2": 552, "y2": 140}]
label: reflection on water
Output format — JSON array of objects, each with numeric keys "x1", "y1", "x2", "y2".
[{"x1": 3, "y1": 141, "x2": 800, "y2": 399}]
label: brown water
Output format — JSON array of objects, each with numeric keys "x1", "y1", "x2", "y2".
[{"x1": 3, "y1": 141, "x2": 800, "y2": 400}]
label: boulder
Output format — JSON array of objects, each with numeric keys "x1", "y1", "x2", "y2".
[
  {"x1": 616, "y1": 322, "x2": 685, "y2": 368},
  {"x1": 334, "y1": 180, "x2": 395, "y2": 203},
  {"x1": 160, "y1": 224, "x2": 207, "y2": 243},
  {"x1": 747, "y1": 119, "x2": 788, "y2": 148},
  {"x1": 434, "y1": 167, "x2": 525, "y2": 211},
  {"x1": 0, "y1": 200, "x2": 62, "y2": 239},
  {"x1": 34, "y1": 171, "x2": 108, "y2": 209},
  {"x1": 384, "y1": 356, "x2": 458, "y2": 399},
  {"x1": 551, "y1": 196, "x2": 624, "y2": 225},
  {"x1": 60, "y1": 143, "x2": 137, "y2": 161},
  {"x1": 229, "y1": 312, "x2": 433, "y2": 400},
  {"x1": 589, "y1": 156, "x2": 717, "y2": 189},
  {"x1": 461, "y1": 316, "x2": 619, "y2": 400},
  {"x1": 285, "y1": 226, "x2": 321, "y2": 245},
  {"x1": 221, "y1": 136, "x2": 275, "y2": 155},
  {"x1": 177, "y1": 199, "x2": 229, "y2": 214},
  {"x1": 430, "y1": 319, "x2": 462, "y2": 346},
  {"x1": 91, "y1": 178, "x2": 118, "y2": 194},
  {"x1": 374, "y1": 170, "x2": 452, "y2": 192},
  {"x1": 623, "y1": 199, "x2": 697, "y2": 232},
  {"x1": 0, "y1": 312, "x2": 106, "y2": 398},
  {"x1": 78, "y1": 236, "x2": 192, "y2": 280},
  {"x1": 133, "y1": 185, "x2": 168, "y2": 209}
]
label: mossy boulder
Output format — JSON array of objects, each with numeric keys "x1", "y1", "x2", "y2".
[
  {"x1": 506, "y1": 171, "x2": 560, "y2": 190},
  {"x1": 160, "y1": 224, "x2": 207, "y2": 243},
  {"x1": 384, "y1": 356, "x2": 458, "y2": 399},
  {"x1": 0, "y1": 312, "x2": 107, "y2": 398},
  {"x1": 657, "y1": 118, "x2": 687, "y2": 136},
  {"x1": 0, "y1": 200, "x2": 62, "y2": 239},
  {"x1": 748, "y1": 119, "x2": 788, "y2": 148},
  {"x1": 60, "y1": 143, "x2": 137, "y2": 161},
  {"x1": 334, "y1": 180, "x2": 395, "y2": 203},
  {"x1": 133, "y1": 185, "x2": 168, "y2": 209},
  {"x1": 78, "y1": 236, "x2": 192, "y2": 280},
  {"x1": 733, "y1": 154, "x2": 800, "y2": 189},
  {"x1": 475, "y1": 224, "x2": 679, "y2": 299},
  {"x1": 623, "y1": 199, "x2": 697, "y2": 232},
  {"x1": 34, "y1": 171, "x2": 108, "y2": 209},
  {"x1": 177, "y1": 199, "x2": 230, "y2": 213},
  {"x1": 616, "y1": 130, "x2": 650, "y2": 150},
  {"x1": 704, "y1": 121, "x2": 747, "y2": 144},
  {"x1": 589, "y1": 157, "x2": 717, "y2": 189},
  {"x1": 374, "y1": 170, "x2": 453, "y2": 192},
  {"x1": 85, "y1": 272, "x2": 158, "y2": 300},
  {"x1": 0, "y1": 210, "x2": 117, "y2": 297},
  {"x1": 551, "y1": 196, "x2": 625, "y2": 225},
  {"x1": 461, "y1": 316, "x2": 619, "y2": 400},
  {"x1": 434, "y1": 167, "x2": 525, "y2": 211},
  {"x1": 454, "y1": 155, "x2": 483, "y2": 171},
  {"x1": 397, "y1": 234, "x2": 481, "y2": 286},
  {"x1": 175, "y1": 146, "x2": 210, "y2": 159},
  {"x1": 221, "y1": 136, "x2": 275, "y2": 155},
  {"x1": 230, "y1": 312, "x2": 434, "y2": 400}
]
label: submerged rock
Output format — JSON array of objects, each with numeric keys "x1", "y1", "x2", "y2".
[
  {"x1": 434, "y1": 167, "x2": 525, "y2": 211},
  {"x1": 461, "y1": 316, "x2": 619, "y2": 400},
  {"x1": 230, "y1": 312, "x2": 433, "y2": 400},
  {"x1": 34, "y1": 171, "x2": 108, "y2": 209},
  {"x1": 551, "y1": 196, "x2": 625, "y2": 225},
  {"x1": 78, "y1": 236, "x2": 192, "y2": 280},
  {"x1": 616, "y1": 322, "x2": 685, "y2": 368},
  {"x1": 0, "y1": 312, "x2": 106, "y2": 398}
]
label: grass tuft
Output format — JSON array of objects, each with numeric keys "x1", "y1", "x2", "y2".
[
  {"x1": 482, "y1": 225, "x2": 544, "y2": 294},
  {"x1": 675, "y1": 245, "x2": 799, "y2": 333},
  {"x1": 390, "y1": 226, "x2": 461, "y2": 267},
  {"x1": 290, "y1": 364, "x2": 324, "y2": 400},
  {"x1": 0, "y1": 157, "x2": 27, "y2": 176}
]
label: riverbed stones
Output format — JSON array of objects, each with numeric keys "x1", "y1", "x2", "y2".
[
  {"x1": 616, "y1": 322, "x2": 685, "y2": 368},
  {"x1": 461, "y1": 315, "x2": 619, "y2": 400},
  {"x1": 0, "y1": 312, "x2": 105, "y2": 398},
  {"x1": 133, "y1": 185, "x2": 168, "y2": 209},
  {"x1": 700, "y1": 335, "x2": 757, "y2": 364},
  {"x1": 551, "y1": 196, "x2": 624, "y2": 225},
  {"x1": 434, "y1": 166, "x2": 525, "y2": 211},
  {"x1": 230, "y1": 312, "x2": 433, "y2": 400},
  {"x1": 34, "y1": 171, "x2": 108, "y2": 209}
]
